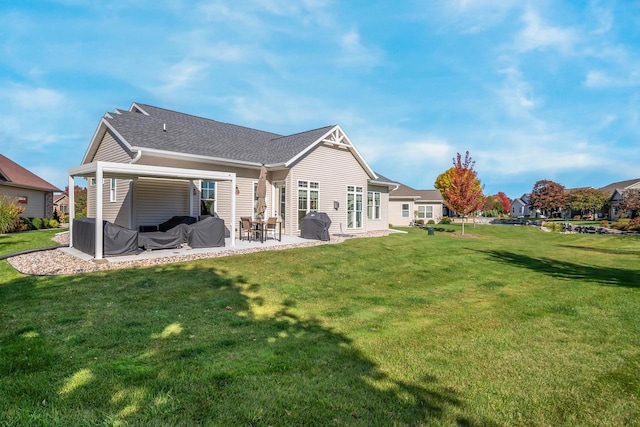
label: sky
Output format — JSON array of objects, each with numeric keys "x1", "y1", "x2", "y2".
[{"x1": 1, "y1": 0, "x2": 639, "y2": 199}]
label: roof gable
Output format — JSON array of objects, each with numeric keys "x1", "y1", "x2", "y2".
[
  {"x1": 82, "y1": 103, "x2": 376, "y2": 178},
  {"x1": 0, "y1": 154, "x2": 60, "y2": 192}
]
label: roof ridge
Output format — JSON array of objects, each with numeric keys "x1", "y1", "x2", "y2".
[{"x1": 133, "y1": 103, "x2": 284, "y2": 139}]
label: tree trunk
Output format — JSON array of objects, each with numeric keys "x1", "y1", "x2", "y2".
[{"x1": 461, "y1": 217, "x2": 465, "y2": 235}]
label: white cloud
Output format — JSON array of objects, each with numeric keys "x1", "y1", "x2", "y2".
[
  {"x1": 427, "y1": 0, "x2": 520, "y2": 34},
  {"x1": 515, "y1": 9, "x2": 578, "y2": 53},
  {"x1": 496, "y1": 65, "x2": 540, "y2": 119},
  {"x1": 335, "y1": 29, "x2": 382, "y2": 68}
]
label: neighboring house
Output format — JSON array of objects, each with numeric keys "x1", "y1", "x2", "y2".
[
  {"x1": 69, "y1": 102, "x2": 396, "y2": 257},
  {"x1": 0, "y1": 154, "x2": 60, "y2": 218},
  {"x1": 599, "y1": 178, "x2": 640, "y2": 220},
  {"x1": 511, "y1": 194, "x2": 534, "y2": 218},
  {"x1": 387, "y1": 180, "x2": 444, "y2": 226},
  {"x1": 53, "y1": 193, "x2": 69, "y2": 220}
]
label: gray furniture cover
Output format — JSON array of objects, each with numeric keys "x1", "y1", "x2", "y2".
[
  {"x1": 300, "y1": 212, "x2": 332, "y2": 241},
  {"x1": 158, "y1": 215, "x2": 198, "y2": 232},
  {"x1": 72, "y1": 218, "x2": 139, "y2": 256},
  {"x1": 138, "y1": 223, "x2": 190, "y2": 250},
  {"x1": 187, "y1": 216, "x2": 225, "y2": 248}
]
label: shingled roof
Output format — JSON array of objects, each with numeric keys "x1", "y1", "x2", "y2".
[
  {"x1": 390, "y1": 181, "x2": 443, "y2": 202},
  {"x1": 598, "y1": 178, "x2": 640, "y2": 196},
  {"x1": 0, "y1": 154, "x2": 60, "y2": 192},
  {"x1": 99, "y1": 103, "x2": 337, "y2": 165}
]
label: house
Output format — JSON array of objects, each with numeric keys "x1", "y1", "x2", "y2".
[
  {"x1": 0, "y1": 154, "x2": 61, "y2": 218},
  {"x1": 386, "y1": 179, "x2": 444, "y2": 226},
  {"x1": 599, "y1": 178, "x2": 640, "y2": 219},
  {"x1": 53, "y1": 193, "x2": 69, "y2": 220},
  {"x1": 69, "y1": 103, "x2": 396, "y2": 258},
  {"x1": 511, "y1": 194, "x2": 534, "y2": 218}
]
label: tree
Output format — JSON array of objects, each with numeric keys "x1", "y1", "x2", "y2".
[
  {"x1": 566, "y1": 187, "x2": 609, "y2": 219},
  {"x1": 620, "y1": 189, "x2": 640, "y2": 218},
  {"x1": 434, "y1": 151, "x2": 484, "y2": 235},
  {"x1": 529, "y1": 180, "x2": 567, "y2": 218},
  {"x1": 497, "y1": 192, "x2": 511, "y2": 215},
  {"x1": 65, "y1": 185, "x2": 87, "y2": 217}
]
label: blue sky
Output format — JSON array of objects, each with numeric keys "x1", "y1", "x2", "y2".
[{"x1": 1, "y1": 0, "x2": 639, "y2": 199}]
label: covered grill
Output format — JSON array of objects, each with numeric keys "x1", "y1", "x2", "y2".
[{"x1": 300, "y1": 212, "x2": 332, "y2": 241}]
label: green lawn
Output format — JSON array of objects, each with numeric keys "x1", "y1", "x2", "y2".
[{"x1": 1, "y1": 225, "x2": 638, "y2": 426}]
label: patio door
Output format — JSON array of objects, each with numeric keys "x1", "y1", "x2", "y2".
[{"x1": 276, "y1": 183, "x2": 286, "y2": 227}]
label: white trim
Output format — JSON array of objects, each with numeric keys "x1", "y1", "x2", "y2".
[
  {"x1": 284, "y1": 125, "x2": 377, "y2": 179},
  {"x1": 81, "y1": 118, "x2": 136, "y2": 165}
]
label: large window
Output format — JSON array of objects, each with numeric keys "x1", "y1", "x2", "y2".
[
  {"x1": 298, "y1": 180, "x2": 319, "y2": 228},
  {"x1": 401, "y1": 203, "x2": 410, "y2": 217},
  {"x1": 347, "y1": 185, "x2": 363, "y2": 229},
  {"x1": 417, "y1": 205, "x2": 433, "y2": 219},
  {"x1": 367, "y1": 191, "x2": 381, "y2": 220},
  {"x1": 201, "y1": 180, "x2": 216, "y2": 215}
]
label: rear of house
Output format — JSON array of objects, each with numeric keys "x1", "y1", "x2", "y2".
[{"x1": 76, "y1": 103, "x2": 394, "y2": 239}]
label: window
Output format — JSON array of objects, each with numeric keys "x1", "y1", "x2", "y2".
[
  {"x1": 367, "y1": 191, "x2": 381, "y2": 220},
  {"x1": 347, "y1": 185, "x2": 363, "y2": 229},
  {"x1": 401, "y1": 203, "x2": 410, "y2": 217},
  {"x1": 298, "y1": 180, "x2": 319, "y2": 228},
  {"x1": 109, "y1": 178, "x2": 116, "y2": 202},
  {"x1": 417, "y1": 205, "x2": 433, "y2": 219},
  {"x1": 60, "y1": 205, "x2": 68, "y2": 213},
  {"x1": 89, "y1": 178, "x2": 96, "y2": 186},
  {"x1": 201, "y1": 180, "x2": 216, "y2": 215},
  {"x1": 17, "y1": 196, "x2": 28, "y2": 204}
]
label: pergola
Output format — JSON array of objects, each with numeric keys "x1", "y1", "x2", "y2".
[{"x1": 68, "y1": 161, "x2": 236, "y2": 260}]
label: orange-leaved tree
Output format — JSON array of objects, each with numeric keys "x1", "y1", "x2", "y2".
[{"x1": 434, "y1": 151, "x2": 484, "y2": 235}]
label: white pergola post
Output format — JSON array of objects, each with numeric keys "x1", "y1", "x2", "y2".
[
  {"x1": 95, "y1": 163, "x2": 104, "y2": 260},
  {"x1": 230, "y1": 175, "x2": 236, "y2": 248},
  {"x1": 68, "y1": 175, "x2": 75, "y2": 247}
]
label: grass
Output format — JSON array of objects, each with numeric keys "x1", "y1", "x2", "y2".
[
  {"x1": 0, "y1": 228, "x2": 63, "y2": 257},
  {"x1": 1, "y1": 225, "x2": 639, "y2": 426}
]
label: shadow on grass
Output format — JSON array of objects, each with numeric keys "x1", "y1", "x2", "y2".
[
  {"x1": 479, "y1": 250, "x2": 639, "y2": 288},
  {"x1": 0, "y1": 264, "x2": 497, "y2": 426},
  {"x1": 557, "y1": 244, "x2": 640, "y2": 256}
]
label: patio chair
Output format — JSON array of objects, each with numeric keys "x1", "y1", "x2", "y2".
[
  {"x1": 240, "y1": 216, "x2": 254, "y2": 241},
  {"x1": 265, "y1": 217, "x2": 279, "y2": 241}
]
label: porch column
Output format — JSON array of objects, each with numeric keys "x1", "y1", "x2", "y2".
[
  {"x1": 95, "y1": 163, "x2": 104, "y2": 260},
  {"x1": 230, "y1": 175, "x2": 236, "y2": 248},
  {"x1": 68, "y1": 174, "x2": 75, "y2": 248}
]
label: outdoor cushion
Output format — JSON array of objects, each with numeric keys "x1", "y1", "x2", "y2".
[{"x1": 158, "y1": 215, "x2": 198, "y2": 232}]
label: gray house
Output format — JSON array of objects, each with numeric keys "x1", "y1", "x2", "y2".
[{"x1": 599, "y1": 178, "x2": 640, "y2": 219}]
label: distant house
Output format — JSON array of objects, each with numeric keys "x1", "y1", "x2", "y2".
[
  {"x1": 53, "y1": 193, "x2": 69, "y2": 220},
  {"x1": 0, "y1": 154, "x2": 61, "y2": 218},
  {"x1": 511, "y1": 194, "x2": 534, "y2": 218},
  {"x1": 69, "y1": 102, "x2": 397, "y2": 258},
  {"x1": 599, "y1": 178, "x2": 640, "y2": 219},
  {"x1": 387, "y1": 179, "x2": 444, "y2": 226}
]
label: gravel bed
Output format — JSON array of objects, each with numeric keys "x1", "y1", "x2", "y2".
[{"x1": 7, "y1": 230, "x2": 391, "y2": 276}]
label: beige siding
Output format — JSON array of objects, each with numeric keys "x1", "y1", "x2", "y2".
[
  {"x1": 90, "y1": 130, "x2": 133, "y2": 163},
  {"x1": 388, "y1": 200, "x2": 443, "y2": 226},
  {"x1": 133, "y1": 178, "x2": 191, "y2": 228},
  {"x1": 289, "y1": 144, "x2": 370, "y2": 236},
  {"x1": 0, "y1": 187, "x2": 48, "y2": 218},
  {"x1": 366, "y1": 184, "x2": 389, "y2": 231},
  {"x1": 388, "y1": 199, "x2": 414, "y2": 227},
  {"x1": 86, "y1": 130, "x2": 134, "y2": 225}
]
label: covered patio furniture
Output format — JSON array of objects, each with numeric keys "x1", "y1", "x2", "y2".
[
  {"x1": 72, "y1": 218, "x2": 139, "y2": 256},
  {"x1": 300, "y1": 212, "x2": 332, "y2": 241},
  {"x1": 138, "y1": 223, "x2": 190, "y2": 250},
  {"x1": 188, "y1": 216, "x2": 225, "y2": 248}
]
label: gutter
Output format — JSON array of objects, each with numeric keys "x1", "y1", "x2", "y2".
[{"x1": 130, "y1": 150, "x2": 142, "y2": 164}]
